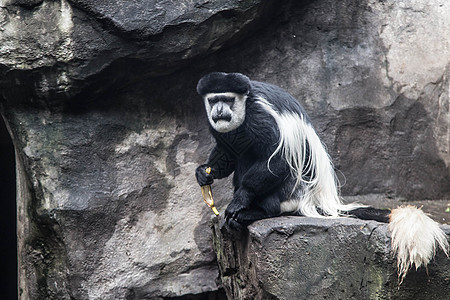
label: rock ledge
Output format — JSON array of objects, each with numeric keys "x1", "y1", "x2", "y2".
[{"x1": 212, "y1": 216, "x2": 450, "y2": 300}]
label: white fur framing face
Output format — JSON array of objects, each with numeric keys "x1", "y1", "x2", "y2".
[{"x1": 204, "y1": 92, "x2": 247, "y2": 133}]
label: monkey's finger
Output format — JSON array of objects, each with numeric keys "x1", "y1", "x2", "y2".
[
  {"x1": 224, "y1": 210, "x2": 231, "y2": 221},
  {"x1": 226, "y1": 218, "x2": 244, "y2": 232}
]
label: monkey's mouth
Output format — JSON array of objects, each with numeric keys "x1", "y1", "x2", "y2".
[{"x1": 212, "y1": 115, "x2": 232, "y2": 123}]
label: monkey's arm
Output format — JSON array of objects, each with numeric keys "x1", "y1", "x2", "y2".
[
  {"x1": 207, "y1": 144, "x2": 237, "y2": 179},
  {"x1": 195, "y1": 145, "x2": 236, "y2": 186}
]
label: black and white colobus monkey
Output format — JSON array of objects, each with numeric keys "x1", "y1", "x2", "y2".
[{"x1": 195, "y1": 72, "x2": 448, "y2": 282}]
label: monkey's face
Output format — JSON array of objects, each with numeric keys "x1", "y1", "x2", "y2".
[{"x1": 204, "y1": 92, "x2": 247, "y2": 133}]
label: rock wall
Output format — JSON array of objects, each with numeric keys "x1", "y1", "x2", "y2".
[{"x1": 0, "y1": 0, "x2": 449, "y2": 299}]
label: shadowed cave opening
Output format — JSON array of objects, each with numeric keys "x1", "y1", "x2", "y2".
[{"x1": 0, "y1": 116, "x2": 17, "y2": 299}]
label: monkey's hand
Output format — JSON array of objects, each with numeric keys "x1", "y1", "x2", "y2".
[
  {"x1": 195, "y1": 164, "x2": 214, "y2": 186},
  {"x1": 225, "y1": 188, "x2": 253, "y2": 223}
]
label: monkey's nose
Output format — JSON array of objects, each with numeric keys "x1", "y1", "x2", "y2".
[{"x1": 217, "y1": 103, "x2": 224, "y2": 116}]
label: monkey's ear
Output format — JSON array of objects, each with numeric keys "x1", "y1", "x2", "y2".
[{"x1": 197, "y1": 72, "x2": 250, "y2": 96}]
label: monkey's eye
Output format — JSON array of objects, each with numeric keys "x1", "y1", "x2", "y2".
[
  {"x1": 222, "y1": 97, "x2": 235, "y2": 103},
  {"x1": 208, "y1": 96, "x2": 235, "y2": 104},
  {"x1": 208, "y1": 98, "x2": 219, "y2": 104}
]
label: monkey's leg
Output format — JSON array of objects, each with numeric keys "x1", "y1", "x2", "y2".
[
  {"x1": 227, "y1": 192, "x2": 281, "y2": 229},
  {"x1": 225, "y1": 154, "x2": 289, "y2": 220}
]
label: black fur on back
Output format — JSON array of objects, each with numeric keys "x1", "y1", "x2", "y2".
[{"x1": 250, "y1": 81, "x2": 312, "y2": 124}]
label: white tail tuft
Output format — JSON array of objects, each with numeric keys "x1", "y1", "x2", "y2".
[{"x1": 389, "y1": 205, "x2": 449, "y2": 284}]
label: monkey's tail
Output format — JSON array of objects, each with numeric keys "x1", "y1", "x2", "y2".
[{"x1": 348, "y1": 205, "x2": 449, "y2": 284}]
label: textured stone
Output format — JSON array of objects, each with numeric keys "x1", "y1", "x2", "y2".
[
  {"x1": 1, "y1": 1, "x2": 271, "y2": 298},
  {"x1": 0, "y1": 0, "x2": 276, "y2": 91},
  {"x1": 0, "y1": 0, "x2": 449, "y2": 299},
  {"x1": 213, "y1": 216, "x2": 450, "y2": 300},
  {"x1": 10, "y1": 104, "x2": 227, "y2": 299}
]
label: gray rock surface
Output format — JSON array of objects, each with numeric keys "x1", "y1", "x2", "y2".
[
  {"x1": 2, "y1": 1, "x2": 269, "y2": 299},
  {"x1": 213, "y1": 216, "x2": 450, "y2": 300},
  {"x1": 0, "y1": 0, "x2": 449, "y2": 299}
]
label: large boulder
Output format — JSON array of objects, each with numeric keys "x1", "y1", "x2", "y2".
[
  {"x1": 0, "y1": 0, "x2": 449, "y2": 299},
  {"x1": 212, "y1": 216, "x2": 450, "y2": 300}
]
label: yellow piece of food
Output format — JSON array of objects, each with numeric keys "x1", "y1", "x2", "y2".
[{"x1": 201, "y1": 167, "x2": 219, "y2": 215}]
